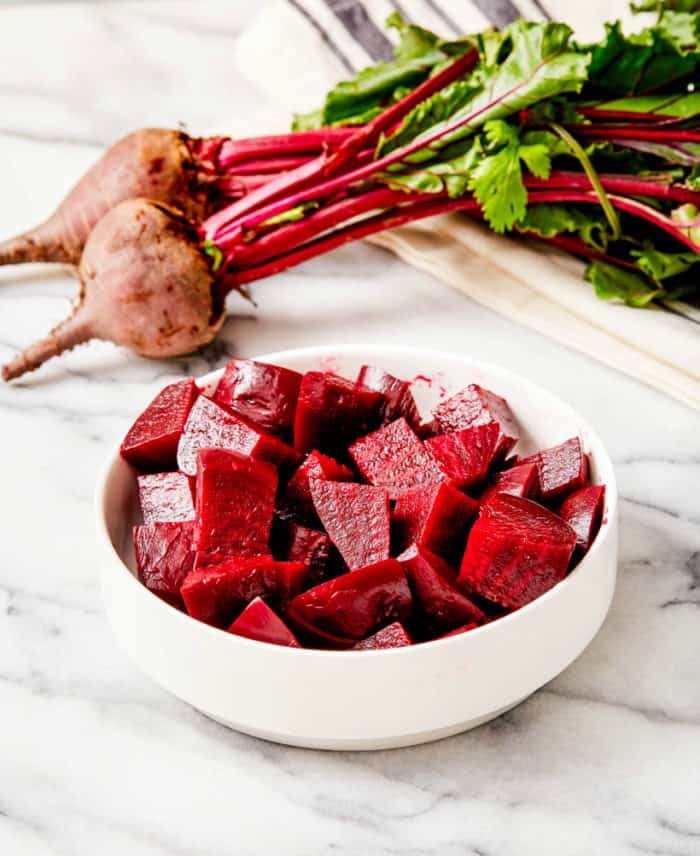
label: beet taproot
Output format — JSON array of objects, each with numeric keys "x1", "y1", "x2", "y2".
[
  {"x1": 137, "y1": 471, "x2": 194, "y2": 524},
  {"x1": 2, "y1": 199, "x2": 226, "y2": 382},
  {"x1": 425, "y1": 423, "x2": 500, "y2": 490},
  {"x1": 431, "y1": 384, "x2": 519, "y2": 460},
  {"x1": 293, "y1": 371, "x2": 382, "y2": 455},
  {"x1": 558, "y1": 484, "x2": 605, "y2": 552},
  {"x1": 213, "y1": 358, "x2": 303, "y2": 435},
  {"x1": 120, "y1": 378, "x2": 199, "y2": 472},
  {"x1": 480, "y1": 461, "x2": 539, "y2": 504},
  {"x1": 133, "y1": 519, "x2": 195, "y2": 607},
  {"x1": 352, "y1": 622, "x2": 413, "y2": 650},
  {"x1": 177, "y1": 394, "x2": 300, "y2": 477},
  {"x1": 518, "y1": 437, "x2": 589, "y2": 501},
  {"x1": 288, "y1": 558, "x2": 411, "y2": 641},
  {"x1": 0, "y1": 129, "x2": 218, "y2": 268},
  {"x1": 356, "y1": 365, "x2": 421, "y2": 431},
  {"x1": 310, "y1": 480, "x2": 391, "y2": 570},
  {"x1": 193, "y1": 448, "x2": 277, "y2": 558},
  {"x1": 181, "y1": 556, "x2": 307, "y2": 627},
  {"x1": 392, "y1": 479, "x2": 478, "y2": 563},
  {"x1": 399, "y1": 545, "x2": 485, "y2": 631},
  {"x1": 228, "y1": 597, "x2": 300, "y2": 647},
  {"x1": 285, "y1": 450, "x2": 354, "y2": 521},
  {"x1": 458, "y1": 493, "x2": 577, "y2": 609},
  {"x1": 348, "y1": 417, "x2": 444, "y2": 499}
]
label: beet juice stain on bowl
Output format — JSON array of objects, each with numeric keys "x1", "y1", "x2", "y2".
[{"x1": 97, "y1": 345, "x2": 618, "y2": 750}]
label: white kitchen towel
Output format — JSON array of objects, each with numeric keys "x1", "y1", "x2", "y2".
[{"x1": 229, "y1": 0, "x2": 700, "y2": 410}]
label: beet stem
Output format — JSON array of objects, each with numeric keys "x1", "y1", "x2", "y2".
[
  {"x1": 227, "y1": 195, "x2": 480, "y2": 287},
  {"x1": 524, "y1": 171, "x2": 700, "y2": 204},
  {"x1": 2, "y1": 309, "x2": 92, "y2": 381},
  {"x1": 325, "y1": 47, "x2": 479, "y2": 175},
  {"x1": 203, "y1": 49, "x2": 481, "y2": 242}
]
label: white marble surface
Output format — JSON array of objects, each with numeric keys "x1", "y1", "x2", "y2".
[{"x1": 0, "y1": 2, "x2": 699, "y2": 855}]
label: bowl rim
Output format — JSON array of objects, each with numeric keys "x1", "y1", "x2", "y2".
[{"x1": 95, "y1": 343, "x2": 618, "y2": 659}]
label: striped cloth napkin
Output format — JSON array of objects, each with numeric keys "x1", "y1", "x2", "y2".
[{"x1": 225, "y1": 0, "x2": 700, "y2": 409}]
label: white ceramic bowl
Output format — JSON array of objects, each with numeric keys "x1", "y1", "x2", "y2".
[{"x1": 96, "y1": 345, "x2": 618, "y2": 751}]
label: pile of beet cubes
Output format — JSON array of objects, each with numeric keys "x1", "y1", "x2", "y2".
[{"x1": 120, "y1": 359, "x2": 605, "y2": 650}]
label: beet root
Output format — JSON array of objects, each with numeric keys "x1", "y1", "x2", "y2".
[
  {"x1": 2, "y1": 199, "x2": 225, "y2": 382},
  {"x1": 0, "y1": 129, "x2": 216, "y2": 268}
]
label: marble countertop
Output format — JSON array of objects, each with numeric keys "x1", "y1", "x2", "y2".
[{"x1": 1, "y1": 2, "x2": 699, "y2": 854}]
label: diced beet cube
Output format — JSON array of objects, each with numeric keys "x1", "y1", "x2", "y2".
[
  {"x1": 193, "y1": 551, "x2": 230, "y2": 570},
  {"x1": 559, "y1": 484, "x2": 605, "y2": 552},
  {"x1": 441, "y1": 623, "x2": 479, "y2": 639},
  {"x1": 431, "y1": 384, "x2": 518, "y2": 460},
  {"x1": 177, "y1": 395, "x2": 300, "y2": 477},
  {"x1": 352, "y1": 622, "x2": 412, "y2": 650},
  {"x1": 194, "y1": 448, "x2": 277, "y2": 557},
  {"x1": 349, "y1": 418, "x2": 445, "y2": 500},
  {"x1": 228, "y1": 598, "x2": 300, "y2": 647},
  {"x1": 480, "y1": 462, "x2": 538, "y2": 504},
  {"x1": 399, "y1": 545, "x2": 485, "y2": 630},
  {"x1": 272, "y1": 521, "x2": 335, "y2": 585},
  {"x1": 392, "y1": 480, "x2": 479, "y2": 563},
  {"x1": 213, "y1": 359, "x2": 302, "y2": 435},
  {"x1": 289, "y1": 559, "x2": 411, "y2": 640},
  {"x1": 293, "y1": 372, "x2": 382, "y2": 455},
  {"x1": 137, "y1": 472, "x2": 195, "y2": 524},
  {"x1": 458, "y1": 494, "x2": 577, "y2": 610},
  {"x1": 425, "y1": 423, "x2": 500, "y2": 490},
  {"x1": 357, "y1": 365, "x2": 421, "y2": 430},
  {"x1": 181, "y1": 556, "x2": 307, "y2": 627},
  {"x1": 133, "y1": 520, "x2": 195, "y2": 606},
  {"x1": 285, "y1": 451, "x2": 354, "y2": 519},
  {"x1": 519, "y1": 437, "x2": 589, "y2": 501},
  {"x1": 310, "y1": 480, "x2": 390, "y2": 570},
  {"x1": 121, "y1": 379, "x2": 199, "y2": 472}
]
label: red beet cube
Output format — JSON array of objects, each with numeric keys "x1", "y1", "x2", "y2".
[
  {"x1": 432, "y1": 384, "x2": 518, "y2": 460},
  {"x1": 271, "y1": 519, "x2": 334, "y2": 585},
  {"x1": 392, "y1": 480, "x2": 478, "y2": 563},
  {"x1": 357, "y1": 365, "x2": 421, "y2": 430},
  {"x1": 285, "y1": 451, "x2": 354, "y2": 519},
  {"x1": 293, "y1": 372, "x2": 382, "y2": 455},
  {"x1": 425, "y1": 423, "x2": 500, "y2": 490},
  {"x1": 213, "y1": 358, "x2": 302, "y2": 434},
  {"x1": 399, "y1": 545, "x2": 485, "y2": 630},
  {"x1": 181, "y1": 556, "x2": 307, "y2": 627},
  {"x1": 559, "y1": 484, "x2": 605, "y2": 552},
  {"x1": 441, "y1": 623, "x2": 479, "y2": 639},
  {"x1": 177, "y1": 395, "x2": 300, "y2": 477},
  {"x1": 352, "y1": 622, "x2": 412, "y2": 650},
  {"x1": 289, "y1": 559, "x2": 411, "y2": 640},
  {"x1": 458, "y1": 493, "x2": 577, "y2": 609},
  {"x1": 519, "y1": 437, "x2": 589, "y2": 501},
  {"x1": 121, "y1": 379, "x2": 199, "y2": 472},
  {"x1": 137, "y1": 472, "x2": 194, "y2": 524},
  {"x1": 480, "y1": 462, "x2": 538, "y2": 504},
  {"x1": 228, "y1": 598, "x2": 300, "y2": 647},
  {"x1": 133, "y1": 520, "x2": 195, "y2": 606},
  {"x1": 310, "y1": 480, "x2": 390, "y2": 570},
  {"x1": 194, "y1": 448, "x2": 277, "y2": 557},
  {"x1": 349, "y1": 418, "x2": 445, "y2": 500}
]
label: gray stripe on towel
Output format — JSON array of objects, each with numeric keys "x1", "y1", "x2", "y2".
[
  {"x1": 323, "y1": 0, "x2": 395, "y2": 61},
  {"x1": 470, "y1": 0, "x2": 522, "y2": 27},
  {"x1": 288, "y1": 0, "x2": 355, "y2": 72}
]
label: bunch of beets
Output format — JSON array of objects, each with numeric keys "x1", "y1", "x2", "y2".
[
  {"x1": 122, "y1": 358, "x2": 605, "y2": 648},
  {"x1": 1, "y1": 8, "x2": 699, "y2": 381}
]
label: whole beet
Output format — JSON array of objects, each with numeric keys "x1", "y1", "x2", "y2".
[
  {"x1": 0, "y1": 129, "x2": 217, "y2": 267},
  {"x1": 2, "y1": 199, "x2": 225, "y2": 381}
]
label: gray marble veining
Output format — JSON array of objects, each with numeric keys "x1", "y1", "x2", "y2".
[{"x1": 0, "y1": 2, "x2": 699, "y2": 855}]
